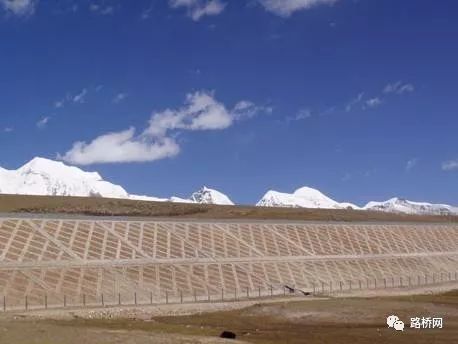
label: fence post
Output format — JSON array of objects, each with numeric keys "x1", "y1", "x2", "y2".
[
  {"x1": 339, "y1": 281, "x2": 342, "y2": 292},
  {"x1": 366, "y1": 278, "x2": 369, "y2": 289},
  {"x1": 2, "y1": 296, "x2": 5, "y2": 312},
  {"x1": 392, "y1": 276, "x2": 394, "y2": 288},
  {"x1": 258, "y1": 287, "x2": 261, "y2": 298},
  {"x1": 45, "y1": 295, "x2": 48, "y2": 309},
  {"x1": 349, "y1": 280, "x2": 352, "y2": 291},
  {"x1": 83, "y1": 294, "x2": 86, "y2": 307},
  {"x1": 194, "y1": 290, "x2": 197, "y2": 302},
  {"x1": 359, "y1": 280, "x2": 362, "y2": 290},
  {"x1": 330, "y1": 281, "x2": 332, "y2": 293},
  {"x1": 25, "y1": 296, "x2": 28, "y2": 311},
  {"x1": 384, "y1": 278, "x2": 387, "y2": 289},
  {"x1": 207, "y1": 289, "x2": 210, "y2": 302},
  {"x1": 374, "y1": 278, "x2": 377, "y2": 289},
  {"x1": 102, "y1": 294, "x2": 104, "y2": 307},
  {"x1": 118, "y1": 293, "x2": 121, "y2": 306},
  {"x1": 180, "y1": 291, "x2": 183, "y2": 304},
  {"x1": 64, "y1": 295, "x2": 66, "y2": 308},
  {"x1": 134, "y1": 292, "x2": 137, "y2": 305},
  {"x1": 221, "y1": 288, "x2": 224, "y2": 301},
  {"x1": 425, "y1": 274, "x2": 428, "y2": 285},
  {"x1": 270, "y1": 285, "x2": 273, "y2": 297},
  {"x1": 247, "y1": 287, "x2": 249, "y2": 299},
  {"x1": 417, "y1": 275, "x2": 420, "y2": 286},
  {"x1": 235, "y1": 289, "x2": 237, "y2": 301}
]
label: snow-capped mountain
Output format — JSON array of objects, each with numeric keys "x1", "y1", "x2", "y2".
[
  {"x1": 1, "y1": 158, "x2": 457, "y2": 215},
  {"x1": 189, "y1": 186, "x2": 234, "y2": 205},
  {"x1": 256, "y1": 186, "x2": 360, "y2": 210},
  {"x1": 364, "y1": 198, "x2": 458, "y2": 216},
  {"x1": 0, "y1": 157, "x2": 233, "y2": 205},
  {"x1": 0, "y1": 157, "x2": 130, "y2": 198},
  {"x1": 256, "y1": 187, "x2": 458, "y2": 215}
]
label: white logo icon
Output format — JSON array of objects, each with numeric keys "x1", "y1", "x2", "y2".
[
  {"x1": 388, "y1": 314, "x2": 443, "y2": 332},
  {"x1": 387, "y1": 315, "x2": 399, "y2": 328},
  {"x1": 393, "y1": 320, "x2": 405, "y2": 331}
]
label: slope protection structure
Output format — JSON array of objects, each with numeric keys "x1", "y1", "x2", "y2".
[{"x1": 0, "y1": 215, "x2": 457, "y2": 309}]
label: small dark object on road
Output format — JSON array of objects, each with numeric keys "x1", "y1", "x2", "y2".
[{"x1": 220, "y1": 331, "x2": 236, "y2": 339}]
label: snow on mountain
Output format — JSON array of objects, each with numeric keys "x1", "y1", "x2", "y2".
[
  {"x1": 0, "y1": 157, "x2": 130, "y2": 198},
  {"x1": 189, "y1": 186, "x2": 234, "y2": 205},
  {"x1": 128, "y1": 194, "x2": 168, "y2": 202},
  {"x1": 1, "y1": 158, "x2": 456, "y2": 215},
  {"x1": 364, "y1": 198, "x2": 458, "y2": 215},
  {"x1": 170, "y1": 196, "x2": 195, "y2": 204},
  {"x1": 0, "y1": 158, "x2": 234, "y2": 205},
  {"x1": 256, "y1": 186, "x2": 360, "y2": 210}
]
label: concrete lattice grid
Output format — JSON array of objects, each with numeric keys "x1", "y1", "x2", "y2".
[{"x1": 0, "y1": 216, "x2": 457, "y2": 309}]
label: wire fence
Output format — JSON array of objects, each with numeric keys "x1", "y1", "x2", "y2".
[
  {"x1": 2, "y1": 270, "x2": 457, "y2": 312},
  {"x1": 312, "y1": 271, "x2": 458, "y2": 296}
]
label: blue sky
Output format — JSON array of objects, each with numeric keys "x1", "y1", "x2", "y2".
[{"x1": 0, "y1": 0, "x2": 457, "y2": 205}]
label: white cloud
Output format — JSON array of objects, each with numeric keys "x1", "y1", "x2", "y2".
[
  {"x1": 141, "y1": 1, "x2": 154, "y2": 19},
  {"x1": 442, "y1": 160, "x2": 458, "y2": 171},
  {"x1": 345, "y1": 92, "x2": 364, "y2": 112},
  {"x1": 0, "y1": 0, "x2": 37, "y2": 16},
  {"x1": 296, "y1": 108, "x2": 312, "y2": 120},
  {"x1": 73, "y1": 88, "x2": 87, "y2": 103},
  {"x1": 258, "y1": 0, "x2": 338, "y2": 17},
  {"x1": 36, "y1": 116, "x2": 50, "y2": 129},
  {"x1": 232, "y1": 100, "x2": 272, "y2": 120},
  {"x1": 169, "y1": 0, "x2": 226, "y2": 21},
  {"x1": 144, "y1": 91, "x2": 236, "y2": 137},
  {"x1": 406, "y1": 158, "x2": 418, "y2": 171},
  {"x1": 112, "y1": 92, "x2": 128, "y2": 104},
  {"x1": 54, "y1": 99, "x2": 65, "y2": 108},
  {"x1": 60, "y1": 128, "x2": 180, "y2": 165},
  {"x1": 61, "y1": 90, "x2": 266, "y2": 165},
  {"x1": 364, "y1": 97, "x2": 382, "y2": 109},
  {"x1": 286, "y1": 108, "x2": 312, "y2": 122},
  {"x1": 3, "y1": 127, "x2": 13, "y2": 133},
  {"x1": 89, "y1": 3, "x2": 114, "y2": 15},
  {"x1": 384, "y1": 81, "x2": 415, "y2": 95},
  {"x1": 345, "y1": 81, "x2": 414, "y2": 113}
]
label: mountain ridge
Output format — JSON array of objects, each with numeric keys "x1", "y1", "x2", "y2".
[
  {"x1": 0, "y1": 157, "x2": 231, "y2": 205},
  {"x1": 0, "y1": 157, "x2": 456, "y2": 215}
]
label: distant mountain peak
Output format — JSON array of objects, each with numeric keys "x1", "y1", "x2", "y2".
[
  {"x1": 18, "y1": 157, "x2": 102, "y2": 180},
  {"x1": 257, "y1": 186, "x2": 360, "y2": 210},
  {"x1": 190, "y1": 186, "x2": 234, "y2": 205},
  {"x1": 0, "y1": 158, "x2": 235, "y2": 206},
  {"x1": 1, "y1": 157, "x2": 125, "y2": 198},
  {"x1": 1, "y1": 158, "x2": 456, "y2": 215},
  {"x1": 364, "y1": 197, "x2": 457, "y2": 215}
]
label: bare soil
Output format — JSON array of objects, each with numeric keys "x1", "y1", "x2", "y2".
[
  {"x1": 1, "y1": 194, "x2": 457, "y2": 223},
  {"x1": 1, "y1": 290, "x2": 457, "y2": 344}
]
